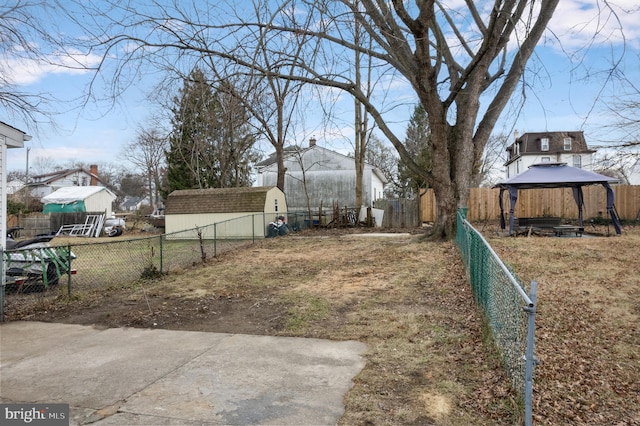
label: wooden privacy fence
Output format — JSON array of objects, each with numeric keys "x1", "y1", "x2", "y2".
[
  {"x1": 7, "y1": 212, "x2": 108, "y2": 238},
  {"x1": 375, "y1": 198, "x2": 421, "y2": 228},
  {"x1": 421, "y1": 185, "x2": 640, "y2": 222}
]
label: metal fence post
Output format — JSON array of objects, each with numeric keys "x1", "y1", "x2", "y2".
[
  {"x1": 213, "y1": 223, "x2": 217, "y2": 257},
  {"x1": 252, "y1": 214, "x2": 255, "y2": 242},
  {"x1": 67, "y1": 244, "x2": 72, "y2": 296},
  {"x1": 159, "y1": 235, "x2": 163, "y2": 273},
  {"x1": 524, "y1": 280, "x2": 538, "y2": 426}
]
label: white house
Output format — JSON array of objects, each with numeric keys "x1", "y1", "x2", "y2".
[
  {"x1": 624, "y1": 157, "x2": 640, "y2": 185},
  {"x1": 255, "y1": 138, "x2": 388, "y2": 211},
  {"x1": 1, "y1": 121, "x2": 31, "y2": 249},
  {"x1": 505, "y1": 131, "x2": 596, "y2": 178},
  {"x1": 7, "y1": 179, "x2": 25, "y2": 195},
  {"x1": 29, "y1": 165, "x2": 108, "y2": 198}
]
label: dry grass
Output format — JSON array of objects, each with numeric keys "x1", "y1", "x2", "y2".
[
  {"x1": 486, "y1": 226, "x2": 640, "y2": 425},
  {"x1": 10, "y1": 231, "x2": 519, "y2": 425},
  {"x1": 8, "y1": 225, "x2": 639, "y2": 425}
]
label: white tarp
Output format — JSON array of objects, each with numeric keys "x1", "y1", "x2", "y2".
[{"x1": 41, "y1": 186, "x2": 116, "y2": 205}]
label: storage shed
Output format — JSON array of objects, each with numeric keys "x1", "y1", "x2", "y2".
[
  {"x1": 41, "y1": 186, "x2": 117, "y2": 216},
  {"x1": 164, "y1": 186, "x2": 287, "y2": 239}
]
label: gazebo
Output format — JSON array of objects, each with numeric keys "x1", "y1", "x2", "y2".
[{"x1": 494, "y1": 163, "x2": 622, "y2": 235}]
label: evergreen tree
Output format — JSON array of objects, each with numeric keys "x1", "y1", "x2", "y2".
[
  {"x1": 398, "y1": 104, "x2": 432, "y2": 197},
  {"x1": 212, "y1": 80, "x2": 258, "y2": 188},
  {"x1": 164, "y1": 69, "x2": 257, "y2": 196},
  {"x1": 165, "y1": 67, "x2": 215, "y2": 195}
]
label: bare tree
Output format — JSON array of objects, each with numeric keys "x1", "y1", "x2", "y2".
[
  {"x1": 352, "y1": 0, "x2": 379, "y2": 217},
  {"x1": 121, "y1": 126, "x2": 167, "y2": 208},
  {"x1": 1, "y1": 1, "x2": 53, "y2": 125},
  {"x1": 592, "y1": 56, "x2": 640, "y2": 182},
  {"x1": 56, "y1": 0, "x2": 610, "y2": 238},
  {"x1": 244, "y1": 2, "x2": 319, "y2": 191},
  {"x1": 365, "y1": 135, "x2": 397, "y2": 197},
  {"x1": 30, "y1": 156, "x2": 58, "y2": 176},
  {"x1": 0, "y1": 2, "x2": 93, "y2": 129},
  {"x1": 473, "y1": 134, "x2": 511, "y2": 188}
]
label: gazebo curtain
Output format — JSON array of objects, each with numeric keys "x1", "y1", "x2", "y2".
[
  {"x1": 604, "y1": 183, "x2": 622, "y2": 234},
  {"x1": 498, "y1": 185, "x2": 622, "y2": 235}
]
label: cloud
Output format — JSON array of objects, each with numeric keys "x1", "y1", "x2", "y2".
[
  {"x1": 547, "y1": 0, "x2": 640, "y2": 50},
  {"x1": 1, "y1": 48, "x2": 103, "y2": 86}
]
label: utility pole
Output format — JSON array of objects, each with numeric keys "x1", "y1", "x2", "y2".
[{"x1": 25, "y1": 147, "x2": 30, "y2": 184}]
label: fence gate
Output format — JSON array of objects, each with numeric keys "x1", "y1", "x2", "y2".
[{"x1": 375, "y1": 198, "x2": 420, "y2": 228}]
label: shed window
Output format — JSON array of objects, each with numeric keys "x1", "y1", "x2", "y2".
[
  {"x1": 541, "y1": 157, "x2": 551, "y2": 162},
  {"x1": 541, "y1": 138, "x2": 549, "y2": 151},
  {"x1": 564, "y1": 137, "x2": 572, "y2": 150}
]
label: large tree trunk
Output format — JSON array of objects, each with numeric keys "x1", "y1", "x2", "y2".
[{"x1": 275, "y1": 143, "x2": 285, "y2": 191}]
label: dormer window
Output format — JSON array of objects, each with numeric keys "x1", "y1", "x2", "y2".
[
  {"x1": 564, "y1": 137, "x2": 572, "y2": 150},
  {"x1": 541, "y1": 138, "x2": 549, "y2": 151}
]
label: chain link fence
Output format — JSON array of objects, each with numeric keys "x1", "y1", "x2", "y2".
[
  {"x1": 1, "y1": 214, "x2": 271, "y2": 320},
  {"x1": 455, "y1": 208, "x2": 538, "y2": 426}
]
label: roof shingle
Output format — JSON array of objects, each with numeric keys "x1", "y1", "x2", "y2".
[{"x1": 165, "y1": 187, "x2": 276, "y2": 214}]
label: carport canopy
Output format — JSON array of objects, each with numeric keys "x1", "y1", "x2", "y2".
[{"x1": 493, "y1": 162, "x2": 622, "y2": 235}]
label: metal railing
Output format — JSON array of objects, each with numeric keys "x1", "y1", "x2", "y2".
[{"x1": 455, "y1": 208, "x2": 538, "y2": 426}]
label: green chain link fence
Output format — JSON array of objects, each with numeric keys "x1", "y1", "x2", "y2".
[
  {"x1": 1, "y1": 214, "x2": 274, "y2": 320},
  {"x1": 455, "y1": 208, "x2": 538, "y2": 426}
]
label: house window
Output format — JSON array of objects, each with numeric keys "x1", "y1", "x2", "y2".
[
  {"x1": 541, "y1": 157, "x2": 551, "y2": 162},
  {"x1": 81, "y1": 176, "x2": 88, "y2": 186},
  {"x1": 541, "y1": 138, "x2": 549, "y2": 151},
  {"x1": 274, "y1": 199, "x2": 279, "y2": 212},
  {"x1": 515, "y1": 143, "x2": 520, "y2": 155},
  {"x1": 573, "y1": 155, "x2": 582, "y2": 168},
  {"x1": 564, "y1": 137, "x2": 572, "y2": 150}
]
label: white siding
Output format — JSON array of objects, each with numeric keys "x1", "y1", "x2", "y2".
[
  {"x1": 165, "y1": 212, "x2": 272, "y2": 239},
  {"x1": 507, "y1": 153, "x2": 594, "y2": 177},
  {"x1": 257, "y1": 146, "x2": 387, "y2": 210},
  {"x1": 1, "y1": 123, "x2": 27, "y2": 249},
  {"x1": 83, "y1": 191, "x2": 115, "y2": 217}
]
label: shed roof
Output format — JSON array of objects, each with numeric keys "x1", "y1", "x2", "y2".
[
  {"x1": 494, "y1": 163, "x2": 619, "y2": 189},
  {"x1": 165, "y1": 187, "x2": 279, "y2": 214},
  {"x1": 41, "y1": 186, "x2": 116, "y2": 204}
]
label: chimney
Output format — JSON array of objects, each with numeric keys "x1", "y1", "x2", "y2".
[
  {"x1": 90, "y1": 164, "x2": 98, "y2": 186},
  {"x1": 309, "y1": 136, "x2": 316, "y2": 147}
]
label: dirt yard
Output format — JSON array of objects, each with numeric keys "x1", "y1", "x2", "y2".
[{"x1": 5, "y1": 226, "x2": 639, "y2": 425}]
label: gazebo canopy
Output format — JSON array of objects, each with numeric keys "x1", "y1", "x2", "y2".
[{"x1": 494, "y1": 163, "x2": 622, "y2": 234}]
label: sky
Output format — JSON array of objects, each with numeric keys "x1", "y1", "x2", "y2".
[{"x1": 4, "y1": 0, "x2": 640, "y2": 177}]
